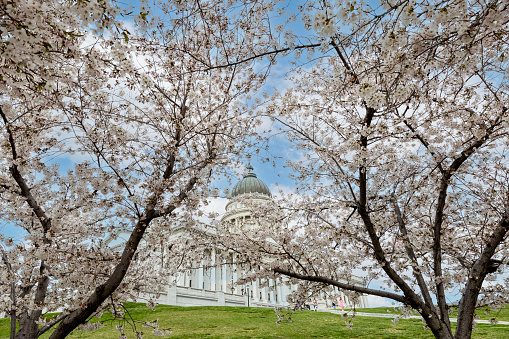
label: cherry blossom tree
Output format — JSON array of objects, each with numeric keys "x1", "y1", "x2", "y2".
[
  {"x1": 209, "y1": 1, "x2": 509, "y2": 338},
  {"x1": 0, "y1": 1, "x2": 132, "y2": 337},
  {"x1": 0, "y1": 0, "x2": 263, "y2": 338}
]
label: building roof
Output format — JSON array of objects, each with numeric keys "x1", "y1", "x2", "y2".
[{"x1": 231, "y1": 165, "x2": 272, "y2": 198}]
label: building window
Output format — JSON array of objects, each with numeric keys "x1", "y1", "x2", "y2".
[
  {"x1": 259, "y1": 292, "x2": 262, "y2": 300},
  {"x1": 189, "y1": 280, "x2": 192, "y2": 287}
]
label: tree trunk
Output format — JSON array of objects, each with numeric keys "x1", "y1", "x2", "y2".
[
  {"x1": 9, "y1": 281, "x2": 16, "y2": 339},
  {"x1": 48, "y1": 216, "x2": 154, "y2": 338},
  {"x1": 428, "y1": 322, "x2": 454, "y2": 339},
  {"x1": 455, "y1": 203, "x2": 509, "y2": 338},
  {"x1": 15, "y1": 310, "x2": 42, "y2": 339}
]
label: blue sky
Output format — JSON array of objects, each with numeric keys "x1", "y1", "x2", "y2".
[{"x1": 5, "y1": 0, "x2": 488, "y2": 310}]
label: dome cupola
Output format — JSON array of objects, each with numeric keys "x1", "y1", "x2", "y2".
[{"x1": 231, "y1": 165, "x2": 272, "y2": 198}]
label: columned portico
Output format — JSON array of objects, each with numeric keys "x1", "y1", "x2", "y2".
[{"x1": 147, "y1": 165, "x2": 368, "y2": 309}]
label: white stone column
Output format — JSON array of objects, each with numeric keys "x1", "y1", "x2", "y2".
[
  {"x1": 189, "y1": 268, "x2": 196, "y2": 288},
  {"x1": 222, "y1": 260, "x2": 228, "y2": 293},
  {"x1": 198, "y1": 263, "x2": 204, "y2": 290},
  {"x1": 251, "y1": 279, "x2": 255, "y2": 301},
  {"x1": 276, "y1": 284, "x2": 282, "y2": 305},
  {"x1": 232, "y1": 257, "x2": 238, "y2": 294},
  {"x1": 176, "y1": 272, "x2": 184, "y2": 287},
  {"x1": 269, "y1": 280, "x2": 273, "y2": 303},
  {"x1": 210, "y1": 249, "x2": 216, "y2": 291}
]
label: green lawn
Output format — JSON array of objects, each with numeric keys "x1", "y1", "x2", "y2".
[
  {"x1": 350, "y1": 305, "x2": 509, "y2": 322},
  {"x1": 0, "y1": 304, "x2": 507, "y2": 339}
]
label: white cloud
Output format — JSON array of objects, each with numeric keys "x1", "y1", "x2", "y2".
[
  {"x1": 366, "y1": 295, "x2": 401, "y2": 308},
  {"x1": 196, "y1": 196, "x2": 229, "y2": 223},
  {"x1": 269, "y1": 183, "x2": 295, "y2": 198}
]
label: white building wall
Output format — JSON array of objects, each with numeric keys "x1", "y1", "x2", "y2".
[{"x1": 143, "y1": 189, "x2": 369, "y2": 309}]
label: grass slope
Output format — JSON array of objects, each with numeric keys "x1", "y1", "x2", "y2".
[
  {"x1": 0, "y1": 304, "x2": 507, "y2": 338},
  {"x1": 358, "y1": 306, "x2": 509, "y2": 322}
]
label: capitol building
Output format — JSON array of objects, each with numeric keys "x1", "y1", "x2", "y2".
[{"x1": 150, "y1": 166, "x2": 369, "y2": 309}]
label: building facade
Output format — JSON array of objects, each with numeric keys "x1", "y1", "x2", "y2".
[{"x1": 152, "y1": 166, "x2": 368, "y2": 309}]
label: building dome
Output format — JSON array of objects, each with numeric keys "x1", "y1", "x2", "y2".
[{"x1": 231, "y1": 165, "x2": 272, "y2": 198}]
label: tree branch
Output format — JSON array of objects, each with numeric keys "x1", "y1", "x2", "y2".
[
  {"x1": 201, "y1": 43, "x2": 321, "y2": 71},
  {"x1": 433, "y1": 110, "x2": 505, "y2": 329},
  {"x1": 455, "y1": 193, "x2": 509, "y2": 338},
  {"x1": 391, "y1": 197, "x2": 437, "y2": 314},
  {"x1": 273, "y1": 267, "x2": 406, "y2": 303},
  {"x1": 49, "y1": 153, "x2": 216, "y2": 338},
  {"x1": 0, "y1": 246, "x2": 16, "y2": 339},
  {"x1": 403, "y1": 119, "x2": 445, "y2": 175},
  {"x1": 0, "y1": 106, "x2": 52, "y2": 237},
  {"x1": 37, "y1": 313, "x2": 69, "y2": 337}
]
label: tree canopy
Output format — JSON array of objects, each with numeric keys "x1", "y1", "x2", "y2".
[
  {"x1": 209, "y1": 1, "x2": 509, "y2": 338},
  {"x1": 1, "y1": 0, "x2": 260, "y2": 337},
  {"x1": 1, "y1": 0, "x2": 508, "y2": 338}
]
